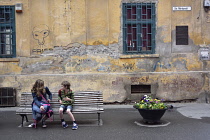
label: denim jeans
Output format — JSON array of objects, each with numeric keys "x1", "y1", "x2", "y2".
[
  {"x1": 59, "y1": 105, "x2": 73, "y2": 113},
  {"x1": 32, "y1": 101, "x2": 50, "y2": 120},
  {"x1": 32, "y1": 104, "x2": 42, "y2": 121}
]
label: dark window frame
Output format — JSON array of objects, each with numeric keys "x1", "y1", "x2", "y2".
[
  {"x1": 123, "y1": 3, "x2": 156, "y2": 54},
  {"x1": 0, "y1": 6, "x2": 16, "y2": 58}
]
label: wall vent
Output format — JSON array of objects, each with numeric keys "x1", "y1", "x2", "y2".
[
  {"x1": 176, "y1": 26, "x2": 188, "y2": 45},
  {"x1": 131, "y1": 85, "x2": 151, "y2": 94},
  {"x1": 0, "y1": 87, "x2": 16, "y2": 106}
]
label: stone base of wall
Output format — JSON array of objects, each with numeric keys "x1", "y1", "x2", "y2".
[{"x1": 0, "y1": 72, "x2": 208, "y2": 105}]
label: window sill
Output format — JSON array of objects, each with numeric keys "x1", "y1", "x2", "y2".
[
  {"x1": 120, "y1": 54, "x2": 160, "y2": 59},
  {"x1": 0, "y1": 58, "x2": 20, "y2": 62}
]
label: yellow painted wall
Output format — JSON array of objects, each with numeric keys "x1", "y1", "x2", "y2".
[
  {"x1": 157, "y1": 0, "x2": 172, "y2": 43},
  {"x1": 0, "y1": 0, "x2": 208, "y2": 56},
  {"x1": 1, "y1": 0, "x2": 210, "y2": 103}
]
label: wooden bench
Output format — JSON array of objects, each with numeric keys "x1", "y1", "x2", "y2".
[{"x1": 16, "y1": 91, "x2": 104, "y2": 127}]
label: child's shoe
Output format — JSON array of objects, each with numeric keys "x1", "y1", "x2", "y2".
[
  {"x1": 28, "y1": 123, "x2": 36, "y2": 128},
  {"x1": 62, "y1": 122, "x2": 68, "y2": 128},
  {"x1": 42, "y1": 120, "x2": 47, "y2": 128},
  {"x1": 72, "y1": 123, "x2": 78, "y2": 130}
]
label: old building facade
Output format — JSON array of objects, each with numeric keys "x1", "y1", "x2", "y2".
[{"x1": 1, "y1": 0, "x2": 210, "y2": 105}]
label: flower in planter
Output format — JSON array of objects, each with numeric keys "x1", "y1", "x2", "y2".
[{"x1": 133, "y1": 95, "x2": 168, "y2": 110}]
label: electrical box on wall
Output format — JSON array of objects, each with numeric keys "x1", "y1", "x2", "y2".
[
  {"x1": 199, "y1": 48, "x2": 210, "y2": 61},
  {"x1": 15, "y1": 3, "x2": 23, "y2": 13},
  {"x1": 204, "y1": 0, "x2": 210, "y2": 6}
]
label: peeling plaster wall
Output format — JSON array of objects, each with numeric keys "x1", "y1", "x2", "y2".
[{"x1": 1, "y1": 0, "x2": 210, "y2": 105}]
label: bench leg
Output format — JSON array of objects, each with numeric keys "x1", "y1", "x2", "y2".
[
  {"x1": 97, "y1": 113, "x2": 100, "y2": 125},
  {"x1": 20, "y1": 114, "x2": 28, "y2": 127}
]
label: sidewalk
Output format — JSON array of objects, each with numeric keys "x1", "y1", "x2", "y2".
[
  {"x1": 172, "y1": 103, "x2": 210, "y2": 119},
  {"x1": 105, "y1": 103, "x2": 210, "y2": 119},
  {"x1": 0, "y1": 103, "x2": 210, "y2": 140},
  {"x1": 3, "y1": 102, "x2": 210, "y2": 119}
]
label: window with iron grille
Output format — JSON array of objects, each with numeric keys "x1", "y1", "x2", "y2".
[
  {"x1": 0, "y1": 87, "x2": 16, "y2": 106},
  {"x1": 123, "y1": 3, "x2": 156, "y2": 54},
  {"x1": 0, "y1": 6, "x2": 16, "y2": 58}
]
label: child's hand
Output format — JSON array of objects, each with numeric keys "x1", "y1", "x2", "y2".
[
  {"x1": 40, "y1": 106, "x2": 45, "y2": 111},
  {"x1": 59, "y1": 100, "x2": 62, "y2": 104},
  {"x1": 64, "y1": 97, "x2": 71, "y2": 101}
]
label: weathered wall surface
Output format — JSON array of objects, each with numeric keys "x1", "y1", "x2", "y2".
[
  {"x1": 1, "y1": 0, "x2": 210, "y2": 105},
  {"x1": 0, "y1": 72, "x2": 207, "y2": 103}
]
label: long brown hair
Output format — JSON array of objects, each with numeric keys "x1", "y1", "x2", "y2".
[{"x1": 31, "y1": 79, "x2": 45, "y2": 96}]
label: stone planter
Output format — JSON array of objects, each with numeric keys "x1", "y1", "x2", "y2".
[{"x1": 137, "y1": 109, "x2": 167, "y2": 123}]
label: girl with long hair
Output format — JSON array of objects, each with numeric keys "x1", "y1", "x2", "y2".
[{"x1": 29, "y1": 79, "x2": 52, "y2": 128}]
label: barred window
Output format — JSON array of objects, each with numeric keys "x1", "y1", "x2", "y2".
[
  {"x1": 0, "y1": 87, "x2": 16, "y2": 106},
  {"x1": 0, "y1": 6, "x2": 16, "y2": 58},
  {"x1": 123, "y1": 3, "x2": 156, "y2": 54}
]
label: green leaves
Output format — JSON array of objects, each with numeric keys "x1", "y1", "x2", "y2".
[{"x1": 134, "y1": 95, "x2": 167, "y2": 110}]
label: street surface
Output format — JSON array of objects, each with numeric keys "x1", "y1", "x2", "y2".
[{"x1": 0, "y1": 103, "x2": 210, "y2": 140}]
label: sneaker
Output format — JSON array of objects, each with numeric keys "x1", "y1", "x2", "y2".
[
  {"x1": 42, "y1": 121, "x2": 47, "y2": 128},
  {"x1": 42, "y1": 124, "x2": 47, "y2": 128},
  {"x1": 28, "y1": 123, "x2": 36, "y2": 128},
  {"x1": 72, "y1": 123, "x2": 78, "y2": 130},
  {"x1": 62, "y1": 122, "x2": 68, "y2": 128}
]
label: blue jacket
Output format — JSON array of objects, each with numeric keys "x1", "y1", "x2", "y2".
[{"x1": 32, "y1": 87, "x2": 52, "y2": 107}]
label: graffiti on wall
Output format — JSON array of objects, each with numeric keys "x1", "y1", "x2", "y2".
[
  {"x1": 123, "y1": 62, "x2": 135, "y2": 70},
  {"x1": 97, "y1": 66, "x2": 116, "y2": 72},
  {"x1": 153, "y1": 61, "x2": 172, "y2": 71},
  {"x1": 32, "y1": 24, "x2": 52, "y2": 54}
]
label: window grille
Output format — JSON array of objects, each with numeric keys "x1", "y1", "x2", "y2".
[
  {"x1": 0, "y1": 6, "x2": 16, "y2": 58},
  {"x1": 131, "y1": 85, "x2": 151, "y2": 94},
  {"x1": 176, "y1": 26, "x2": 188, "y2": 45},
  {"x1": 0, "y1": 87, "x2": 16, "y2": 106},
  {"x1": 123, "y1": 3, "x2": 156, "y2": 54}
]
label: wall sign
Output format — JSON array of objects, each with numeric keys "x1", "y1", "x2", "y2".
[
  {"x1": 173, "y1": 7, "x2": 191, "y2": 11},
  {"x1": 200, "y1": 48, "x2": 210, "y2": 61}
]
